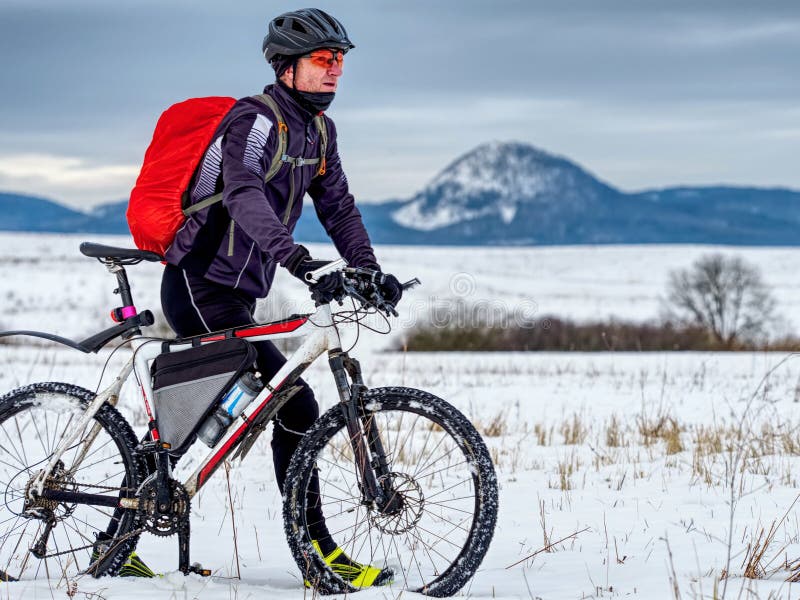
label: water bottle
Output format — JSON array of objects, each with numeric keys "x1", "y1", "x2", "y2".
[{"x1": 197, "y1": 371, "x2": 263, "y2": 447}]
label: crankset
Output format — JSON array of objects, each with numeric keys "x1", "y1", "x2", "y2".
[
  {"x1": 137, "y1": 474, "x2": 190, "y2": 537},
  {"x1": 134, "y1": 474, "x2": 209, "y2": 576}
]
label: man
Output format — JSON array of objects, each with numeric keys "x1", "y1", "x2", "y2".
[{"x1": 136, "y1": 8, "x2": 399, "y2": 586}]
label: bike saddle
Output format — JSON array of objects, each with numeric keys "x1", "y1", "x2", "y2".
[{"x1": 80, "y1": 242, "x2": 163, "y2": 263}]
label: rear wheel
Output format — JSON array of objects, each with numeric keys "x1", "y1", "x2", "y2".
[
  {"x1": 0, "y1": 382, "x2": 145, "y2": 582},
  {"x1": 283, "y1": 387, "x2": 498, "y2": 597}
]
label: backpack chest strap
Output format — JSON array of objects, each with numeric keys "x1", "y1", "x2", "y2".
[
  {"x1": 281, "y1": 155, "x2": 320, "y2": 167},
  {"x1": 254, "y1": 94, "x2": 328, "y2": 180}
]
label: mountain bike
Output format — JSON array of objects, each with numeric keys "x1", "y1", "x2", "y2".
[{"x1": 0, "y1": 242, "x2": 498, "y2": 597}]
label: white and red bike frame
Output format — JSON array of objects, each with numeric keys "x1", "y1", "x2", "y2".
[{"x1": 30, "y1": 258, "x2": 362, "y2": 501}]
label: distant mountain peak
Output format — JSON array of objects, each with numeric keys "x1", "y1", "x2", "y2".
[
  {"x1": 393, "y1": 140, "x2": 615, "y2": 231},
  {"x1": 428, "y1": 140, "x2": 562, "y2": 193}
]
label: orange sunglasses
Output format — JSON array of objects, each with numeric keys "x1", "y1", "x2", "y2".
[{"x1": 305, "y1": 49, "x2": 345, "y2": 69}]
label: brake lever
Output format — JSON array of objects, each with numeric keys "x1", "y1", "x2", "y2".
[
  {"x1": 369, "y1": 294, "x2": 398, "y2": 318},
  {"x1": 341, "y1": 270, "x2": 418, "y2": 317},
  {"x1": 402, "y1": 277, "x2": 421, "y2": 291},
  {"x1": 380, "y1": 301, "x2": 399, "y2": 318},
  {"x1": 341, "y1": 278, "x2": 371, "y2": 308}
]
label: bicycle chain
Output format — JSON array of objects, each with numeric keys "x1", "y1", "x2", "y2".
[
  {"x1": 32, "y1": 483, "x2": 141, "y2": 561},
  {"x1": 42, "y1": 525, "x2": 146, "y2": 562},
  {"x1": 68, "y1": 482, "x2": 138, "y2": 493}
]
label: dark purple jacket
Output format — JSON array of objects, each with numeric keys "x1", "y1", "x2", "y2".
[{"x1": 165, "y1": 83, "x2": 378, "y2": 298}]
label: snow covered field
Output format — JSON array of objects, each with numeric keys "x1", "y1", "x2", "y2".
[{"x1": 3, "y1": 233, "x2": 800, "y2": 599}]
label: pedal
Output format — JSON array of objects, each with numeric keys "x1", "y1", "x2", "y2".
[{"x1": 187, "y1": 562, "x2": 211, "y2": 577}]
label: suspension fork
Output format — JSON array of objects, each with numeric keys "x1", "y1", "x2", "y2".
[{"x1": 329, "y1": 352, "x2": 398, "y2": 511}]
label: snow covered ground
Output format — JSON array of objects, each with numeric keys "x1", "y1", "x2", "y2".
[{"x1": 3, "y1": 233, "x2": 800, "y2": 599}]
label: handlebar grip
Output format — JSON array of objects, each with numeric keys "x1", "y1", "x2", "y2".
[{"x1": 306, "y1": 258, "x2": 348, "y2": 283}]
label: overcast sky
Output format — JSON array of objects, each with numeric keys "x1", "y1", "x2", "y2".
[{"x1": 1, "y1": 0, "x2": 798, "y2": 209}]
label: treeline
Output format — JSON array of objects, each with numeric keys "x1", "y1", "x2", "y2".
[{"x1": 398, "y1": 316, "x2": 800, "y2": 352}]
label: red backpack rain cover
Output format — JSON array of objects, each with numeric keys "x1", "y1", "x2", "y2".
[{"x1": 127, "y1": 97, "x2": 237, "y2": 255}]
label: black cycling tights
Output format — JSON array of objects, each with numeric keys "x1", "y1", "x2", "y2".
[{"x1": 160, "y1": 264, "x2": 334, "y2": 552}]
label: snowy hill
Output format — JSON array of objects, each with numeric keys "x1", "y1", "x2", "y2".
[
  {"x1": 393, "y1": 141, "x2": 619, "y2": 233},
  {"x1": 386, "y1": 142, "x2": 800, "y2": 245}
]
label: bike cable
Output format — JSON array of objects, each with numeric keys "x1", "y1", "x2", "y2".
[
  {"x1": 333, "y1": 298, "x2": 393, "y2": 353},
  {"x1": 94, "y1": 336, "x2": 170, "y2": 395}
]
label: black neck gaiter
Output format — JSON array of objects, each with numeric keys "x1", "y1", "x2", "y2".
[{"x1": 278, "y1": 80, "x2": 335, "y2": 114}]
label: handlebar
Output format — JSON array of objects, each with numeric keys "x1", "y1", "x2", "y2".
[
  {"x1": 342, "y1": 267, "x2": 420, "y2": 317},
  {"x1": 304, "y1": 259, "x2": 420, "y2": 317}
]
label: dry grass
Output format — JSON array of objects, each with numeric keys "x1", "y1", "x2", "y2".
[
  {"x1": 741, "y1": 521, "x2": 781, "y2": 580},
  {"x1": 478, "y1": 411, "x2": 508, "y2": 437},
  {"x1": 560, "y1": 413, "x2": 588, "y2": 445},
  {"x1": 534, "y1": 423, "x2": 552, "y2": 446},
  {"x1": 663, "y1": 419, "x2": 684, "y2": 455},
  {"x1": 550, "y1": 452, "x2": 581, "y2": 491},
  {"x1": 605, "y1": 415, "x2": 625, "y2": 448}
]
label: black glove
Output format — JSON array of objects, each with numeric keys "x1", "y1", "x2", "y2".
[
  {"x1": 310, "y1": 272, "x2": 344, "y2": 305},
  {"x1": 377, "y1": 273, "x2": 403, "y2": 305},
  {"x1": 284, "y1": 245, "x2": 321, "y2": 283},
  {"x1": 284, "y1": 245, "x2": 343, "y2": 305}
]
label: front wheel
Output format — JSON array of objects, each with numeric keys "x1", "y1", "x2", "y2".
[
  {"x1": 283, "y1": 387, "x2": 498, "y2": 596},
  {"x1": 0, "y1": 383, "x2": 146, "y2": 582}
]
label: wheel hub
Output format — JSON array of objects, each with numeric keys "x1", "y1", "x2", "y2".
[
  {"x1": 22, "y1": 461, "x2": 77, "y2": 521},
  {"x1": 370, "y1": 472, "x2": 424, "y2": 534}
]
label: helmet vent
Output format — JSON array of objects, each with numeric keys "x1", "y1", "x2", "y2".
[
  {"x1": 320, "y1": 13, "x2": 338, "y2": 29},
  {"x1": 291, "y1": 20, "x2": 307, "y2": 33},
  {"x1": 275, "y1": 18, "x2": 284, "y2": 27}
]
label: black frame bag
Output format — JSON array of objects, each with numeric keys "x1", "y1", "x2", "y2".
[{"x1": 151, "y1": 338, "x2": 257, "y2": 455}]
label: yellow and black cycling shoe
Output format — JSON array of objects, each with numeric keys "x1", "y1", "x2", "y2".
[
  {"x1": 90, "y1": 535, "x2": 156, "y2": 579},
  {"x1": 117, "y1": 552, "x2": 156, "y2": 578},
  {"x1": 310, "y1": 540, "x2": 393, "y2": 588}
]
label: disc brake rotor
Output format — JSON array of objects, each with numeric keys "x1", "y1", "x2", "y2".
[{"x1": 370, "y1": 472, "x2": 425, "y2": 535}]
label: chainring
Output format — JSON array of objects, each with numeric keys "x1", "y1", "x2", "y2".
[{"x1": 137, "y1": 475, "x2": 190, "y2": 537}]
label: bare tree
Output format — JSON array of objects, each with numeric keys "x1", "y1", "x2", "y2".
[{"x1": 664, "y1": 253, "x2": 777, "y2": 347}]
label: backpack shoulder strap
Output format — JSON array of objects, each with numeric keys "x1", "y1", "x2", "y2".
[
  {"x1": 184, "y1": 95, "x2": 288, "y2": 217},
  {"x1": 254, "y1": 94, "x2": 327, "y2": 178},
  {"x1": 313, "y1": 115, "x2": 328, "y2": 177},
  {"x1": 253, "y1": 93, "x2": 288, "y2": 184}
]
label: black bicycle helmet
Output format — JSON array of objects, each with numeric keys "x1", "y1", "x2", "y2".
[{"x1": 262, "y1": 8, "x2": 354, "y2": 63}]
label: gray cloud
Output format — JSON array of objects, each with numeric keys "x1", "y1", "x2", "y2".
[{"x1": 1, "y1": 0, "x2": 798, "y2": 208}]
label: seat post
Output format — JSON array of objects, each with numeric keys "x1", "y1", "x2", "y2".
[{"x1": 105, "y1": 262, "x2": 137, "y2": 317}]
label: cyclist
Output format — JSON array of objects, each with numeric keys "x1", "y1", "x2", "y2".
[{"x1": 124, "y1": 8, "x2": 401, "y2": 586}]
